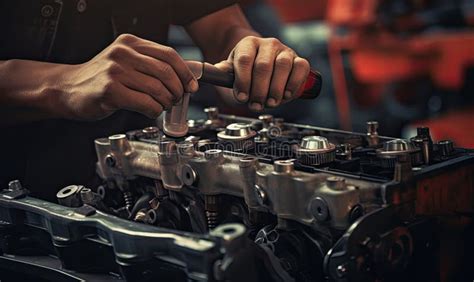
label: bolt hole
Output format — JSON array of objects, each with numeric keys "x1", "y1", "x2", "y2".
[
  {"x1": 97, "y1": 187, "x2": 105, "y2": 197},
  {"x1": 62, "y1": 188, "x2": 72, "y2": 195},
  {"x1": 186, "y1": 172, "x2": 191, "y2": 179},
  {"x1": 148, "y1": 210, "x2": 156, "y2": 222},
  {"x1": 389, "y1": 242, "x2": 404, "y2": 262},
  {"x1": 221, "y1": 227, "x2": 235, "y2": 234},
  {"x1": 242, "y1": 157, "x2": 255, "y2": 161},
  {"x1": 317, "y1": 207, "x2": 322, "y2": 214}
]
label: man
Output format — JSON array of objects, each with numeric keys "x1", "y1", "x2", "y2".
[{"x1": 0, "y1": 0, "x2": 310, "y2": 201}]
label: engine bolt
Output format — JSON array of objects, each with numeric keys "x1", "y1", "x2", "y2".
[
  {"x1": 8, "y1": 180, "x2": 22, "y2": 191},
  {"x1": 205, "y1": 149, "x2": 223, "y2": 160},
  {"x1": 274, "y1": 160, "x2": 294, "y2": 173},
  {"x1": 336, "y1": 264, "x2": 348, "y2": 278}
]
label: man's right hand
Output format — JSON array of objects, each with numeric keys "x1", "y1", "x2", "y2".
[{"x1": 61, "y1": 34, "x2": 199, "y2": 120}]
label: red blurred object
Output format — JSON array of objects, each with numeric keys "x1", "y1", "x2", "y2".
[
  {"x1": 266, "y1": 0, "x2": 327, "y2": 22},
  {"x1": 410, "y1": 106, "x2": 474, "y2": 149},
  {"x1": 326, "y1": 0, "x2": 474, "y2": 134},
  {"x1": 326, "y1": 0, "x2": 377, "y2": 27},
  {"x1": 298, "y1": 70, "x2": 323, "y2": 99}
]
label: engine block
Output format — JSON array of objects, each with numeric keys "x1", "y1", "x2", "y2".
[{"x1": 1, "y1": 110, "x2": 473, "y2": 281}]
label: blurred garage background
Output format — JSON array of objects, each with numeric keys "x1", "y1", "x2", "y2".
[{"x1": 169, "y1": 0, "x2": 474, "y2": 148}]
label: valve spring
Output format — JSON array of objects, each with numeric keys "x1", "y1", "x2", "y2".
[
  {"x1": 206, "y1": 211, "x2": 219, "y2": 230},
  {"x1": 123, "y1": 192, "x2": 134, "y2": 211}
]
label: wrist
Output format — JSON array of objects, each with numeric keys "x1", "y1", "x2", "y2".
[{"x1": 40, "y1": 63, "x2": 80, "y2": 120}]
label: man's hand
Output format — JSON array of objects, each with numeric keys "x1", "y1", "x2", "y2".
[
  {"x1": 215, "y1": 36, "x2": 310, "y2": 111},
  {"x1": 62, "y1": 34, "x2": 198, "y2": 120}
]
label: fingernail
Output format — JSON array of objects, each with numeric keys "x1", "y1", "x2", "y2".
[
  {"x1": 237, "y1": 92, "x2": 248, "y2": 102},
  {"x1": 266, "y1": 98, "x2": 278, "y2": 107},
  {"x1": 249, "y1": 102, "x2": 263, "y2": 111},
  {"x1": 284, "y1": 90, "x2": 292, "y2": 99},
  {"x1": 188, "y1": 79, "x2": 199, "y2": 93}
]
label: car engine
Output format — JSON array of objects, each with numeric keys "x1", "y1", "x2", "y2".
[{"x1": 1, "y1": 109, "x2": 473, "y2": 281}]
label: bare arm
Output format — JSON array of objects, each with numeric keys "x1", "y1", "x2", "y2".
[
  {"x1": 0, "y1": 60, "x2": 72, "y2": 126},
  {"x1": 184, "y1": 4, "x2": 258, "y2": 63},
  {"x1": 0, "y1": 34, "x2": 199, "y2": 127}
]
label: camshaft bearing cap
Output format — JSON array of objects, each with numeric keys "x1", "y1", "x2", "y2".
[
  {"x1": 217, "y1": 123, "x2": 257, "y2": 151},
  {"x1": 295, "y1": 136, "x2": 336, "y2": 165}
]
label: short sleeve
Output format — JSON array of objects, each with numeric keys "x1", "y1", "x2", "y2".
[{"x1": 169, "y1": 0, "x2": 236, "y2": 25}]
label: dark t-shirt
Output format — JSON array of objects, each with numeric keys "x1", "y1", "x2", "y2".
[{"x1": 0, "y1": 0, "x2": 235, "y2": 201}]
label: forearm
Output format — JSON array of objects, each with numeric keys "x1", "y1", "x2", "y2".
[
  {"x1": 185, "y1": 4, "x2": 259, "y2": 63},
  {"x1": 203, "y1": 25, "x2": 260, "y2": 63},
  {"x1": 0, "y1": 59, "x2": 72, "y2": 126}
]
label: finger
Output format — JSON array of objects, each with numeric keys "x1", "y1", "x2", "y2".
[
  {"x1": 125, "y1": 51, "x2": 185, "y2": 101},
  {"x1": 267, "y1": 51, "x2": 294, "y2": 107},
  {"x1": 131, "y1": 42, "x2": 199, "y2": 93},
  {"x1": 120, "y1": 69, "x2": 175, "y2": 110},
  {"x1": 214, "y1": 60, "x2": 234, "y2": 73},
  {"x1": 284, "y1": 57, "x2": 310, "y2": 101},
  {"x1": 112, "y1": 83, "x2": 164, "y2": 119},
  {"x1": 248, "y1": 44, "x2": 278, "y2": 111},
  {"x1": 232, "y1": 38, "x2": 258, "y2": 103}
]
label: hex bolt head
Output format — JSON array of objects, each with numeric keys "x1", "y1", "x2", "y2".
[
  {"x1": 336, "y1": 264, "x2": 348, "y2": 278},
  {"x1": 8, "y1": 180, "x2": 22, "y2": 191},
  {"x1": 309, "y1": 197, "x2": 329, "y2": 221},
  {"x1": 205, "y1": 149, "x2": 223, "y2": 160},
  {"x1": 204, "y1": 107, "x2": 219, "y2": 120},
  {"x1": 177, "y1": 142, "x2": 196, "y2": 157},
  {"x1": 80, "y1": 188, "x2": 95, "y2": 204},
  {"x1": 142, "y1": 126, "x2": 160, "y2": 139}
]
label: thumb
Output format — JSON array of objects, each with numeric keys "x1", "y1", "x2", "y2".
[{"x1": 214, "y1": 60, "x2": 234, "y2": 73}]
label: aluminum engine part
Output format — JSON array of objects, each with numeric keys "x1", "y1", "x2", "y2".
[
  {"x1": 376, "y1": 139, "x2": 423, "y2": 168},
  {"x1": 217, "y1": 123, "x2": 257, "y2": 151},
  {"x1": 295, "y1": 136, "x2": 336, "y2": 165}
]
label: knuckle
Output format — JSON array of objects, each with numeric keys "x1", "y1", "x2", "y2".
[
  {"x1": 159, "y1": 63, "x2": 174, "y2": 78},
  {"x1": 267, "y1": 37, "x2": 281, "y2": 46},
  {"x1": 255, "y1": 60, "x2": 272, "y2": 73},
  {"x1": 275, "y1": 56, "x2": 293, "y2": 69},
  {"x1": 108, "y1": 46, "x2": 131, "y2": 60},
  {"x1": 243, "y1": 35, "x2": 258, "y2": 43},
  {"x1": 295, "y1": 57, "x2": 310, "y2": 70},
  {"x1": 162, "y1": 46, "x2": 178, "y2": 58},
  {"x1": 236, "y1": 54, "x2": 253, "y2": 68},
  {"x1": 116, "y1": 33, "x2": 137, "y2": 44},
  {"x1": 106, "y1": 62, "x2": 124, "y2": 76},
  {"x1": 152, "y1": 81, "x2": 165, "y2": 94}
]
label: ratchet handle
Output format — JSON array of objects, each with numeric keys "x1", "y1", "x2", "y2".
[{"x1": 200, "y1": 63, "x2": 322, "y2": 100}]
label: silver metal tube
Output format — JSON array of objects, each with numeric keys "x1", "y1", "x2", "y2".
[{"x1": 163, "y1": 93, "x2": 190, "y2": 137}]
